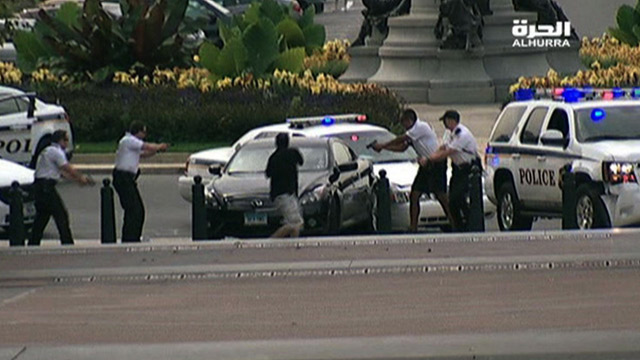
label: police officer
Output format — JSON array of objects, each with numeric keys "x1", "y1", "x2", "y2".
[
  {"x1": 113, "y1": 122, "x2": 168, "y2": 243},
  {"x1": 29, "y1": 130, "x2": 94, "y2": 246},
  {"x1": 420, "y1": 110, "x2": 479, "y2": 232},
  {"x1": 372, "y1": 108, "x2": 452, "y2": 232}
]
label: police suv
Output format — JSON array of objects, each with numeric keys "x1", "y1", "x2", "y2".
[
  {"x1": 485, "y1": 88, "x2": 640, "y2": 230},
  {"x1": 0, "y1": 86, "x2": 73, "y2": 165}
]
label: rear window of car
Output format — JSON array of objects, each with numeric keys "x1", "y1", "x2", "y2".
[{"x1": 490, "y1": 106, "x2": 526, "y2": 143}]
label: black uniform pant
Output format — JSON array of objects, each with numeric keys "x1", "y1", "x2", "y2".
[
  {"x1": 449, "y1": 163, "x2": 472, "y2": 232},
  {"x1": 29, "y1": 179, "x2": 73, "y2": 246},
  {"x1": 113, "y1": 169, "x2": 145, "y2": 242}
]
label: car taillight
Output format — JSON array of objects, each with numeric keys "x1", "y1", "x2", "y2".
[{"x1": 292, "y1": 1, "x2": 302, "y2": 13}]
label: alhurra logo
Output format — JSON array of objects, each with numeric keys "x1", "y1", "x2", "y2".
[{"x1": 512, "y1": 19, "x2": 572, "y2": 48}]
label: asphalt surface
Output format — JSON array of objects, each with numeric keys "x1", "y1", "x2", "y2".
[{"x1": 2, "y1": 230, "x2": 640, "y2": 358}]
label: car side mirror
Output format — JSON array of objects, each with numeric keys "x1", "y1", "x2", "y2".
[
  {"x1": 337, "y1": 161, "x2": 358, "y2": 173},
  {"x1": 208, "y1": 165, "x2": 222, "y2": 176},
  {"x1": 540, "y1": 129, "x2": 567, "y2": 147},
  {"x1": 329, "y1": 167, "x2": 340, "y2": 184}
]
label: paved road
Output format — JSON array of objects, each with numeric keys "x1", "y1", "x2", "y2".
[
  {"x1": 21, "y1": 174, "x2": 560, "y2": 242},
  {"x1": 1, "y1": 230, "x2": 640, "y2": 358}
]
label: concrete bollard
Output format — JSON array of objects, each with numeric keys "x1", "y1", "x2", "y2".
[
  {"x1": 192, "y1": 175, "x2": 207, "y2": 240},
  {"x1": 376, "y1": 170, "x2": 392, "y2": 233},
  {"x1": 468, "y1": 165, "x2": 485, "y2": 232},
  {"x1": 562, "y1": 164, "x2": 578, "y2": 230},
  {"x1": 9, "y1": 181, "x2": 25, "y2": 247},
  {"x1": 101, "y1": 178, "x2": 116, "y2": 244}
]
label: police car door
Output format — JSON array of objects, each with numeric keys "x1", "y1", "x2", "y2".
[
  {"x1": 0, "y1": 94, "x2": 33, "y2": 164},
  {"x1": 539, "y1": 106, "x2": 571, "y2": 210},
  {"x1": 516, "y1": 106, "x2": 550, "y2": 209}
]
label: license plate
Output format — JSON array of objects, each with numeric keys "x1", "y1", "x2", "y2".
[{"x1": 244, "y1": 212, "x2": 267, "y2": 226}]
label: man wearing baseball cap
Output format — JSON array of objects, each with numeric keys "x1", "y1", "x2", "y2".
[{"x1": 420, "y1": 109, "x2": 480, "y2": 231}]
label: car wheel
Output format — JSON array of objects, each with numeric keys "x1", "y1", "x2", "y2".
[
  {"x1": 497, "y1": 182, "x2": 533, "y2": 231},
  {"x1": 325, "y1": 197, "x2": 341, "y2": 235},
  {"x1": 575, "y1": 184, "x2": 611, "y2": 229}
]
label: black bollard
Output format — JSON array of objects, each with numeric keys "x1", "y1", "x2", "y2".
[
  {"x1": 101, "y1": 178, "x2": 116, "y2": 244},
  {"x1": 562, "y1": 164, "x2": 577, "y2": 229},
  {"x1": 192, "y1": 175, "x2": 207, "y2": 240},
  {"x1": 376, "y1": 170, "x2": 392, "y2": 233},
  {"x1": 9, "y1": 181, "x2": 25, "y2": 247},
  {"x1": 467, "y1": 165, "x2": 485, "y2": 232}
]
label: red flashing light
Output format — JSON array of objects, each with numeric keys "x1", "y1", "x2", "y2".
[
  {"x1": 351, "y1": 134, "x2": 359, "y2": 141},
  {"x1": 602, "y1": 91, "x2": 614, "y2": 100},
  {"x1": 553, "y1": 88, "x2": 565, "y2": 97},
  {"x1": 356, "y1": 115, "x2": 367, "y2": 122}
]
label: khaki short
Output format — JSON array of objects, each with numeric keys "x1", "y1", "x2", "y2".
[{"x1": 274, "y1": 193, "x2": 304, "y2": 228}]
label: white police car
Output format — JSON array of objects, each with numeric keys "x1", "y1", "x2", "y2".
[
  {"x1": 0, "y1": 85, "x2": 73, "y2": 166},
  {"x1": 485, "y1": 87, "x2": 640, "y2": 230},
  {"x1": 179, "y1": 114, "x2": 495, "y2": 232},
  {"x1": 0, "y1": 158, "x2": 35, "y2": 232}
]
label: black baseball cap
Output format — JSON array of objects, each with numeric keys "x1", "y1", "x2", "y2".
[{"x1": 439, "y1": 110, "x2": 460, "y2": 122}]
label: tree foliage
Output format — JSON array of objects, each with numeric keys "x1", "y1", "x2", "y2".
[
  {"x1": 13, "y1": 0, "x2": 196, "y2": 81},
  {"x1": 609, "y1": 0, "x2": 640, "y2": 46},
  {"x1": 198, "y1": 0, "x2": 325, "y2": 80}
]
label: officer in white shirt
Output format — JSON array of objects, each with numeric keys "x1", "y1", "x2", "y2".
[
  {"x1": 113, "y1": 122, "x2": 169, "y2": 242},
  {"x1": 420, "y1": 110, "x2": 479, "y2": 232},
  {"x1": 29, "y1": 130, "x2": 94, "y2": 246},
  {"x1": 372, "y1": 108, "x2": 451, "y2": 232}
]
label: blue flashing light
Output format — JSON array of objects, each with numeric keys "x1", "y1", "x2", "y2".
[
  {"x1": 322, "y1": 116, "x2": 335, "y2": 126},
  {"x1": 491, "y1": 156, "x2": 500, "y2": 167},
  {"x1": 514, "y1": 88, "x2": 534, "y2": 101},
  {"x1": 591, "y1": 108, "x2": 606, "y2": 122},
  {"x1": 612, "y1": 87, "x2": 625, "y2": 98},
  {"x1": 632, "y1": 87, "x2": 640, "y2": 98},
  {"x1": 563, "y1": 88, "x2": 582, "y2": 103}
]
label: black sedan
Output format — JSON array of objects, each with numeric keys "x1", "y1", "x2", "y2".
[{"x1": 205, "y1": 137, "x2": 374, "y2": 238}]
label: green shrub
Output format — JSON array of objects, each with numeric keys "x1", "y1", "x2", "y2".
[{"x1": 24, "y1": 83, "x2": 402, "y2": 143}]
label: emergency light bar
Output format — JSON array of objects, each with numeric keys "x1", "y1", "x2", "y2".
[
  {"x1": 513, "y1": 87, "x2": 640, "y2": 103},
  {"x1": 287, "y1": 114, "x2": 367, "y2": 129}
]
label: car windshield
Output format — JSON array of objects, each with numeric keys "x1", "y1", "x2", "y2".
[
  {"x1": 328, "y1": 131, "x2": 417, "y2": 163},
  {"x1": 575, "y1": 106, "x2": 640, "y2": 142},
  {"x1": 226, "y1": 145, "x2": 329, "y2": 174}
]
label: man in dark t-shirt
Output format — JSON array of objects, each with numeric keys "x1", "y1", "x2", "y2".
[{"x1": 266, "y1": 133, "x2": 304, "y2": 238}]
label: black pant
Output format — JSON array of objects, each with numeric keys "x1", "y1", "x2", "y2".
[
  {"x1": 449, "y1": 163, "x2": 471, "y2": 232},
  {"x1": 29, "y1": 179, "x2": 73, "y2": 245},
  {"x1": 113, "y1": 169, "x2": 145, "y2": 242}
]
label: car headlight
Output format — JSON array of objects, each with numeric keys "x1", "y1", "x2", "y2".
[
  {"x1": 300, "y1": 184, "x2": 328, "y2": 205},
  {"x1": 603, "y1": 162, "x2": 637, "y2": 184}
]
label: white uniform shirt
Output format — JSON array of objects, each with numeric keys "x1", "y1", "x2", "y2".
[
  {"x1": 446, "y1": 124, "x2": 478, "y2": 165},
  {"x1": 115, "y1": 132, "x2": 145, "y2": 173},
  {"x1": 405, "y1": 119, "x2": 439, "y2": 158},
  {"x1": 34, "y1": 144, "x2": 68, "y2": 180}
]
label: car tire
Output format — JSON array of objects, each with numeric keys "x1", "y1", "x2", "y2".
[
  {"x1": 497, "y1": 182, "x2": 533, "y2": 231},
  {"x1": 575, "y1": 184, "x2": 611, "y2": 229},
  {"x1": 325, "y1": 196, "x2": 341, "y2": 235}
]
